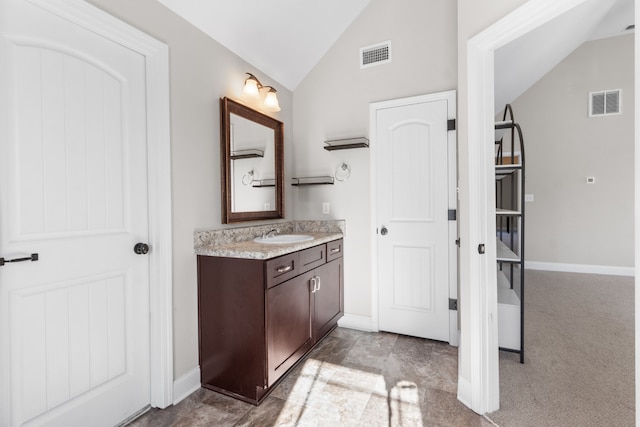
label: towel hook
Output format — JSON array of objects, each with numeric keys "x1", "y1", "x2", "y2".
[
  {"x1": 242, "y1": 170, "x2": 254, "y2": 186},
  {"x1": 335, "y1": 162, "x2": 351, "y2": 182}
]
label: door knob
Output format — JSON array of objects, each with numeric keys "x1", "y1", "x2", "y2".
[
  {"x1": 134, "y1": 243, "x2": 150, "y2": 255},
  {"x1": 380, "y1": 226, "x2": 388, "y2": 236}
]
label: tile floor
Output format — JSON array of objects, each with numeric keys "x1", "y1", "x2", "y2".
[{"x1": 128, "y1": 328, "x2": 493, "y2": 426}]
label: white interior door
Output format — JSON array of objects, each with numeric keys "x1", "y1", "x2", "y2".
[
  {"x1": 0, "y1": 1, "x2": 151, "y2": 425},
  {"x1": 375, "y1": 94, "x2": 454, "y2": 342}
]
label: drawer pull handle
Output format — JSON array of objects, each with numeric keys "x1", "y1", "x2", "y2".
[
  {"x1": 310, "y1": 276, "x2": 321, "y2": 293},
  {"x1": 330, "y1": 248, "x2": 340, "y2": 253},
  {"x1": 276, "y1": 265, "x2": 292, "y2": 273}
]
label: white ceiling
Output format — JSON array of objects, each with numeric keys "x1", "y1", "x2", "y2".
[
  {"x1": 157, "y1": 0, "x2": 371, "y2": 91},
  {"x1": 157, "y1": 0, "x2": 633, "y2": 99},
  {"x1": 495, "y1": 0, "x2": 634, "y2": 111}
]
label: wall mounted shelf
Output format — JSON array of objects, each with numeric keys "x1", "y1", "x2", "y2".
[
  {"x1": 291, "y1": 176, "x2": 334, "y2": 186},
  {"x1": 251, "y1": 179, "x2": 275, "y2": 188},
  {"x1": 230, "y1": 149, "x2": 264, "y2": 160},
  {"x1": 323, "y1": 137, "x2": 369, "y2": 151}
]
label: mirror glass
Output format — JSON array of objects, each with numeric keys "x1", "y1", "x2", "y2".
[{"x1": 220, "y1": 97, "x2": 284, "y2": 223}]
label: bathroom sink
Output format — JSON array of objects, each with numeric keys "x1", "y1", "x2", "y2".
[{"x1": 253, "y1": 234, "x2": 314, "y2": 244}]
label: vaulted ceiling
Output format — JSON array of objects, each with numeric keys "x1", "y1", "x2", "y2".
[
  {"x1": 157, "y1": 0, "x2": 371, "y2": 90},
  {"x1": 495, "y1": 0, "x2": 634, "y2": 111},
  {"x1": 157, "y1": 0, "x2": 633, "y2": 99}
]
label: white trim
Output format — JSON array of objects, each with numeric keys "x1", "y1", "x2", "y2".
[
  {"x1": 462, "y1": 0, "x2": 593, "y2": 415},
  {"x1": 526, "y1": 261, "x2": 634, "y2": 277},
  {"x1": 369, "y1": 103, "x2": 380, "y2": 334},
  {"x1": 635, "y1": 5, "x2": 640, "y2": 427},
  {"x1": 369, "y1": 90, "x2": 458, "y2": 344},
  {"x1": 338, "y1": 314, "x2": 374, "y2": 332},
  {"x1": 635, "y1": 3, "x2": 639, "y2": 426},
  {"x1": 449, "y1": 311, "x2": 459, "y2": 347},
  {"x1": 172, "y1": 367, "x2": 201, "y2": 405},
  {"x1": 26, "y1": 0, "x2": 174, "y2": 409},
  {"x1": 446, "y1": 93, "x2": 459, "y2": 347},
  {"x1": 457, "y1": 376, "x2": 473, "y2": 410}
]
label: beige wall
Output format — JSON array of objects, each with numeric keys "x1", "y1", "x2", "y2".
[
  {"x1": 85, "y1": 0, "x2": 631, "y2": 399},
  {"x1": 511, "y1": 34, "x2": 634, "y2": 267},
  {"x1": 292, "y1": 0, "x2": 457, "y2": 319},
  {"x1": 87, "y1": 0, "x2": 294, "y2": 379}
]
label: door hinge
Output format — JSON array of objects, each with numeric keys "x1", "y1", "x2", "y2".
[
  {"x1": 448, "y1": 209, "x2": 456, "y2": 221},
  {"x1": 449, "y1": 298, "x2": 458, "y2": 310},
  {"x1": 447, "y1": 119, "x2": 456, "y2": 131},
  {"x1": 455, "y1": 238, "x2": 460, "y2": 247}
]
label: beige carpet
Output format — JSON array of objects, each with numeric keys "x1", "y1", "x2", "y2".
[{"x1": 486, "y1": 269, "x2": 634, "y2": 426}]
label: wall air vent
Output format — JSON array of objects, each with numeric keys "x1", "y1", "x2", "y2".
[
  {"x1": 589, "y1": 89, "x2": 622, "y2": 117},
  {"x1": 360, "y1": 40, "x2": 391, "y2": 69}
]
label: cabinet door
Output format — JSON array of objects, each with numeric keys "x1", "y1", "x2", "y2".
[
  {"x1": 313, "y1": 258, "x2": 344, "y2": 341},
  {"x1": 266, "y1": 270, "x2": 314, "y2": 386}
]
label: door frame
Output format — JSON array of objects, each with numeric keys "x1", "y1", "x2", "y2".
[
  {"x1": 25, "y1": 0, "x2": 174, "y2": 408},
  {"x1": 369, "y1": 90, "x2": 458, "y2": 346},
  {"x1": 461, "y1": 0, "x2": 599, "y2": 414}
]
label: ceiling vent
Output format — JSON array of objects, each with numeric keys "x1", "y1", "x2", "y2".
[
  {"x1": 360, "y1": 40, "x2": 391, "y2": 69},
  {"x1": 589, "y1": 89, "x2": 622, "y2": 117}
]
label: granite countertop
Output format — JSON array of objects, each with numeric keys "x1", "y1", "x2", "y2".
[{"x1": 195, "y1": 232, "x2": 343, "y2": 260}]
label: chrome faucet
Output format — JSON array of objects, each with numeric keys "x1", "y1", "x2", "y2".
[{"x1": 263, "y1": 228, "x2": 279, "y2": 238}]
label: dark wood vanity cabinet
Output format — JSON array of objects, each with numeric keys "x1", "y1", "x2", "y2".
[{"x1": 197, "y1": 239, "x2": 343, "y2": 405}]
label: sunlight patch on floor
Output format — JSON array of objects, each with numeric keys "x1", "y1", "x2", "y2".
[{"x1": 274, "y1": 358, "x2": 423, "y2": 426}]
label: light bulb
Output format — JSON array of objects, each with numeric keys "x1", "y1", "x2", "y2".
[
  {"x1": 264, "y1": 88, "x2": 281, "y2": 112},
  {"x1": 243, "y1": 76, "x2": 260, "y2": 98}
]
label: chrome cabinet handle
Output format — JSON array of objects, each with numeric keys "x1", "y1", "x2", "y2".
[
  {"x1": 276, "y1": 265, "x2": 292, "y2": 273},
  {"x1": 309, "y1": 276, "x2": 322, "y2": 293},
  {"x1": 330, "y1": 248, "x2": 340, "y2": 253}
]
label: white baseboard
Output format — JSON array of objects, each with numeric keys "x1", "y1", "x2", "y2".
[
  {"x1": 525, "y1": 261, "x2": 635, "y2": 277},
  {"x1": 457, "y1": 376, "x2": 473, "y2": 411},
  {"x1": 338, "y1": 313, "x2": 374, "y2": 331},
  {"x1": 172, "y1": 366, "x2": 201, "y2": 405}
]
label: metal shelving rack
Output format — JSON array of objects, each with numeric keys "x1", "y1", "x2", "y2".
[{"x1": 495, "y1": 104, "x2": 525, "y2": 363}]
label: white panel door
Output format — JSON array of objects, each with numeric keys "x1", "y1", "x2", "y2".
[
  {"x1": 376, "y1": 98, "x2": 450, "y2": 341},
  {"x1": 0, "y1": 1, "x2": 151, "y2": 426}
]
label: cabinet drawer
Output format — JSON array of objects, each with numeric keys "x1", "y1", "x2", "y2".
[
  {"x1": 299, "y1": 244, "x2": 326, "y2": 274},
  {"x1": 327, "y1": 239, "x2": 343, "y2": 262},
  {"x1": 266, "y1": 252, "x2": 299, "y2": 288}
]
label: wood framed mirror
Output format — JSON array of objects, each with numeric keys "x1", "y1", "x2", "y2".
[{"x1": 220, "y1": 97, "x2": 284, "y2": 223}]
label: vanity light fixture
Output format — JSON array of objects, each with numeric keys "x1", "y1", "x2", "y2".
[{"x1": 243, "y1": 72, "x2": 281, "y2": 112}]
